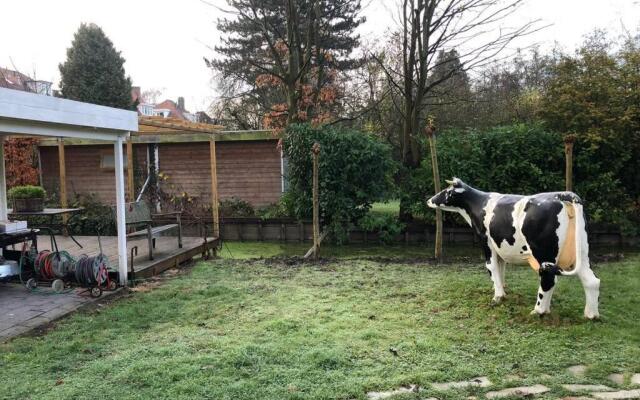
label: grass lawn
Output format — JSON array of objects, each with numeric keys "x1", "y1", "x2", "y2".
[
  {"x1": 370, "y1": 200, "x2": 400, "y2": 217},
  {"x1": 1, "y1": 252, "x2": 639, "y2": 399}
]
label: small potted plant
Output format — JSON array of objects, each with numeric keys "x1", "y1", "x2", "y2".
[{"x1": 8, "y1": 185, "x2": 47, "y2": 213}]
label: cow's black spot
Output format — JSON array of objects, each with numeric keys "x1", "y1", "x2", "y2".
[
  {"x1": 481, "y1": 240, "x2": 492, "y2": 262},
  {"x1": 538, "y1": 293, "x2": 543, "y2": 300},
  {"x1": 489, "y1": 195, "x2": 521, "y2": 248},
  {"x1": 522, "y1": 197, "x2": 563, "y2": 266},
  {"x1": 522, "y1": 245, "x2": 528, "y2": 251},
  {"x1": 539, "y1": 263, "x2": 560, "y2": 292}
]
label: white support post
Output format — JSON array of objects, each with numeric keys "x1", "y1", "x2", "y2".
[
  {"x1": 114, "y1": 136, "x2": 129, "y2": 286},
  {"x1": 0, "y1": 136, "x2": 7, "y2": 221}
]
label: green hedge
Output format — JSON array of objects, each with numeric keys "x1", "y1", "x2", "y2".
[{"x1": 407, "y1": 123, "x2": 636, "y2": 233}]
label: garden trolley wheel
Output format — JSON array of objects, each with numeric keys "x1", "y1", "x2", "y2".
[
  {"x1": 90, "y1": 287, "x2": 102, "y2": 298},
  {"x1": 52, "y1": 279, "x2": 65, "y2": 293},
  {"x1": 25, "y1": 278, "x2": 37, "y2": 290}
]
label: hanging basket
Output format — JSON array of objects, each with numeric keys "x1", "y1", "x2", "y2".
[{"x1": 13, "y1": 198, "x2": 44, "y2": 212}]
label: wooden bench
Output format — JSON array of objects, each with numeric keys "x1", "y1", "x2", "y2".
[{"x1": 122, "y1": 202, "x2": 182, "y2": 260}]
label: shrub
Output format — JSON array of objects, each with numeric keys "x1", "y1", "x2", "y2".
[
  {"x1": 282, "y1": 123, "x2": 395, "y2": 242},
  {"x1": 219, "y1": 197, "x2": 255, "y2": 217},
  {"x1": 357, "y1": 212, "x2": 405, "y2": 244},
  {"x1": 256, "y1": 201, "x2": 291, "y2": 220},
  {"x1": 8, "y1": 185, "x2": 47, "y2": 199}
]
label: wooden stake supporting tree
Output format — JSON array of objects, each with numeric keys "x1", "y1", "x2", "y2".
[
  {"x1": 564, "y1": 134, "x2": 576, "y2": 192},
  {"x1": 311, "y1": 142, "x2": 321, "y2": 260},
  {"x1": 425, "y1": 122, "x2": 443, "y2": 262}
]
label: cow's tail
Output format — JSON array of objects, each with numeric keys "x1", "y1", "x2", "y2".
[{"x1": 559, "y1": 201, "x2": 586, "y2": 276}]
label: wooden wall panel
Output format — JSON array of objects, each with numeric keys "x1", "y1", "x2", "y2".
[
  {"x1": 39, "y1": 144, "x2": 146, "y2": 204},
  {"x1": 158, "y1": 140, "x2": 282, "y2": 206},
  {"x1": 40, "y1": 140, "x2": 283, "y2": 207}
]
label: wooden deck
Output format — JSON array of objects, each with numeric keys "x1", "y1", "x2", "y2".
[{"x1": 34, "y1": 234, "x2": 218, "y2": 280}]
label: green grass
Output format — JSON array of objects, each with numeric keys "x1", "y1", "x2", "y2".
[
  {"x1": 1, "y1": 255, "x2": 639, "y2": 399},
  {"x1": 219, "y1": 241, "x2": 482, "y2": 260},
  {"x1": 370, "y1": 200, "x2": 400, "y2": 216}
]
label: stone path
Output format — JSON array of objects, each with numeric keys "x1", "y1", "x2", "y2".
[
  {"x1": 0, "y1": 282, "x2": 118, "y2": 342},
  {"x1": 366, "y1": 366, "x2": 640, "y2": 400}
]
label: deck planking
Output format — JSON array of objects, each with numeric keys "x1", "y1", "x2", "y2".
[{"x1": 33, "y1": 234, "x2": 218, "y2": 279}]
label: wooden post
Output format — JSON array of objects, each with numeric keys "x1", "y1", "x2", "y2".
[
  {"x1": 425, "y1": 122, "x2": 443, "y2": 262},
  {"x1": 312, "y1": 142, "x2": 321, "y2": 260},
  {"x1": 0, "y1": 137, "x2": 7, "y2": 221},
  {"x1": 209, "y1": 138, "x2": 220, "y2": 238},
  {"x1": 564, "y1": 134, "x2": 576, "y2": 192},
  {"x1": 126, "y1": 139, "x2": 135, "y2": 201},
  {"x1": 57, "y1": 138, "x2": 68, "y2": 235}
]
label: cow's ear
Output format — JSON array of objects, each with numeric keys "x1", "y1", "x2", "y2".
[{"x1": 452, "y1": 177, "x2": 462, "y2": 187}]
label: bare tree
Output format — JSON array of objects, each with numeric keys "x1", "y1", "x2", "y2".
[{"x1": 373, "y1": 0, "x2": 542, "y2": 219}]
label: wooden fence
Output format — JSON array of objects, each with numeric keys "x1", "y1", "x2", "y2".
[{"x1": 174, "y1": 217, "x2": 637, "y2": 247}]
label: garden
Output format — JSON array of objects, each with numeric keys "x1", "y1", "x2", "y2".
[{"x1": 1, "y1": 244, "x2": 639, "y2": 399}]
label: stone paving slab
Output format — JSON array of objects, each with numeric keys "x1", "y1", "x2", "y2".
[
  {"x1": 568, "y1": 365, "x2": 588, "y2": 378},
  {"x1": 366, "y1": 385, "x2": 417, "y2": 399},
  {"x1": 0, "y1": 282, "x2": 118, "y2": 342},
  {"x1": 563, "y1": 384, "x2": 613, "y2": 392},
  {"x1": 591, "y1": 389, "x2": 640, "y2": 399},
  {"x1": 486, "y1": 384, "x2": 550, "y2": 399},
  {"x1": 609, "y1": 374, "x2": 625, "y2": 385},
  {"x1": 432, "y1": 376, "x2": 492, "y2": 391},
  {"x1": 632, "y1": 374, "x2": 640, "y2": 385}
]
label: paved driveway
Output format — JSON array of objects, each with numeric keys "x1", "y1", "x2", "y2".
[{"x1": 0, "y1": 282, "x2": 116, "y2": 342}]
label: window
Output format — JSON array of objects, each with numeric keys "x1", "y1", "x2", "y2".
[{"x1": 100, "y1": 152, "x2": 128, "y2": 171}]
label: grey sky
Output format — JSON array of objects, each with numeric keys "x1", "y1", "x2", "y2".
[{"x1": 1, "y1": 0, "x2": 638, "y2": 113}]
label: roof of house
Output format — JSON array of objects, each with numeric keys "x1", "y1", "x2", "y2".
[
  {"x1": 153, "y1": 99, "x2": 186, "y2": 120},
  {"x1": 0, "y1": 67, "x2": 31, "y2": 91}
]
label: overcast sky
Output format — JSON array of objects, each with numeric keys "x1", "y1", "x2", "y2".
[{"x1": 1, "y1": 0, "x2": 639, "y2": 112}]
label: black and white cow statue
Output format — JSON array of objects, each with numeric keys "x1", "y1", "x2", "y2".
[{"x1": 427, "y1": 178, "x2": 600, "y2": 319}]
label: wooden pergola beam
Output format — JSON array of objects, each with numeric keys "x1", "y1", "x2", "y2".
[{"x1": 138, "y1": 116, "x2": 224, "y2": 134}]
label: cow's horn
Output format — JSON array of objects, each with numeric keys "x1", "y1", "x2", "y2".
[{"x1": 445, "y1": 179, "x2": 454, "y2": 185}]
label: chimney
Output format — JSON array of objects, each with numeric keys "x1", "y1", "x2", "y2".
[
  {"x1": 177, "y1": 96, "x2": 185, "y2": 111},
  {"x1": 131, "y1": 86, "x2": 141, "y2": 102}
]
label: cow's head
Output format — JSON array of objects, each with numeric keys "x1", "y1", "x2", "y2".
[{"x1": 427, "y1": 177, "x2": 473, "y2": 226}]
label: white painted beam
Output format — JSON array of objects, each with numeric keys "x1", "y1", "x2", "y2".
[
  {"x1": 0, "y1": 119, "x2": 127, "y2": 142},
  {"x1": 114, "y1": 136, "x2": 129, "y2": 286},
  {"x1": 0, "y1": 88, "x2": 137, "y2": 132}
]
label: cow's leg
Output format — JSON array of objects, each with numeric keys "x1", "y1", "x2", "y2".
[
  {"x1": 498, "y1": 259, "x2": 507, "y2": 291},
  {"x1": 577, "y1": 266, "x2": 600, "y2": 319},
  {"x1": 531, "y1": 262, "x2": 558, "y2": 315},
  {"x1": 485, "y1": 252, "x2": 506, "y2": 303}
]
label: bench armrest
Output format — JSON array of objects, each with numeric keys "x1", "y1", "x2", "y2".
[{"x1": 151, "y1": 211, "x2": 182, "y2": 217}]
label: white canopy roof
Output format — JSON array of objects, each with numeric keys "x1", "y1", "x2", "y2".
[
  {"x1": 0, "y1": 87, "x2": 137, "y2": 285},
  {"x1": 0, "y1": 87, "x2": 137, "y2": 140}
]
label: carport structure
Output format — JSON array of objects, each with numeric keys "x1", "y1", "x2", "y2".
[{"x1": 0, "y1": 87, "x2": 137, "y2": 285}]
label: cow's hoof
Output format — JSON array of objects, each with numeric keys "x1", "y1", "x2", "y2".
[
  {"x1": 530, "y1": 309, "x2": 550, "y2": 317},
  {"x1": 584, "y1": 313, "x2": 600, "y2": 321},
  {"x1": 492, "y1": 296, "x2": 505, "y2": 305}
]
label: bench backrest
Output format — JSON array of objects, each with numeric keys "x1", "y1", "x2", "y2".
[{"x1": 124, "y1": 202, "x2": 152, "y2": 225}]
